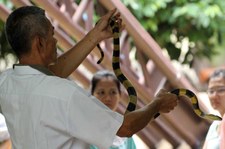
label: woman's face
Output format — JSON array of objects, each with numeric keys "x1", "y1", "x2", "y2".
[
  {"x1": 93, "y1": 77, "x2": 120, "y2": 111},
  {"x1": 208, "y1": 76, "x2": 225, "y2": 115}
]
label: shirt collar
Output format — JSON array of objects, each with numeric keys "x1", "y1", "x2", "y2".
[{"x1": 13, "y1": 64, "x2": 55, "y2": 76}]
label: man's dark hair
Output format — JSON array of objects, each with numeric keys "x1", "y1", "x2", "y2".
[{"x1": 5, "y1": 6, "x2": 49, "y2": 58}]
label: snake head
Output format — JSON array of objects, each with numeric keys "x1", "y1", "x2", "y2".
[
  {"x1": 109, "y1": 16, "x2": 120, "y2": 27},
  {"x1": 109, "y1": 17, "x2": 120, "y2": 39}
]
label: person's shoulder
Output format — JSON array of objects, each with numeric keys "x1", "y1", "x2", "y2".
[
  {"x1": 0, "y1": 68, "x2": 13, "y2": 75},
  {"x1": 0, "y1": 68, "x2": 13, "y2": 83},
  {"x1": 46, "y1": 76, "x2": 78, "y2": 89},
  {"x1": 40, "y1": 76, "x2": 83, "y2": 97},
  {"x1": 31, "y1": 76, "x2": 76, "y2": 101}
]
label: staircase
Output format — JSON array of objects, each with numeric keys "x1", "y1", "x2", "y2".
[{"x1": 0, "y1": 0, "x2": 212, "y2": 148}]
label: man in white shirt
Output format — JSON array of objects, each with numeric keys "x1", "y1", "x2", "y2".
[{"x1": 0, "y1": 6, "x2": 178, "y2": 149}]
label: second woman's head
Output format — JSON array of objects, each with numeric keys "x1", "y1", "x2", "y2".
[{"x1": 91, "y1": 70, "x2": 121, "y2": 111}]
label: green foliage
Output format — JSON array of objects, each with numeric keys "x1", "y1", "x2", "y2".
[
  {"x1": 1, "y1": 1, "x2": 224, "y2": 67},
  {"x1": 121, "y1": 0, "x2": 225, "y2": 67},
  {"x1": 0, "y1": 0, "x2": 13, "y2": 9},
  {"x1": 73, "y1": 0, "x2": 81, "y2": 4}
]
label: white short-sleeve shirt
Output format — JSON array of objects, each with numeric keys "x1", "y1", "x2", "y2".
[
  {"x1": 204, "y1": 121, "x2": 220, "y2": 149},
  {"x1": 0, "y1": 66, "x2": 123, "y2": 149}
]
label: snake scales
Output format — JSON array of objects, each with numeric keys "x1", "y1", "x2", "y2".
[{"x1": 96, "y1": 17, "x2": 222, "y2": 121}]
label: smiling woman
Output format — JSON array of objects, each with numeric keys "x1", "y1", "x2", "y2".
[
  {"x1": 203, "y1": 68, "x2": 225, "y2": 149},
  {"x1": 207, "y1": 69, "x2": 225, "y2": 113}
]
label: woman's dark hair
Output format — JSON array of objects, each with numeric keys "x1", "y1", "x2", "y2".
[
  {"x1": 90, "y1": 70, "x2": 121, "y2": 95},
  {"x1": 5, "y1": 6, "x2": 49, "y2": 58}
]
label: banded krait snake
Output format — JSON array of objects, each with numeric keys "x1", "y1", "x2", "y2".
[{"x1": 96, "y1": 16, "x2": 222, "y2": 121}]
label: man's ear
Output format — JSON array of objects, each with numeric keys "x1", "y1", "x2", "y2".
[
  {"x1": 35, "y1": 35, "x2": 45, "y2": 53},
  {"x1": 33, "y1": 35, "x2": 46, "y2": 62}
]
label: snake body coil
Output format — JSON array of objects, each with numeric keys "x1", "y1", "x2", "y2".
[
  {"x1": 110, "y1": 17, "x2": 137, "y2": 113},
  {"x1": 170, "y1": 89, "x2": 222, "y2": 120},
  {"x1": 96, "y1": 17, "x2": 137, "y2": 114},
  {"x1": 96, "y1": 17, "x2": 222, "y2": 120}
]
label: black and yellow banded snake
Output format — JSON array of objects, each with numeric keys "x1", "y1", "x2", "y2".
[{"x1": 96, "y1": 17, "x2": 222, "y2": 121}]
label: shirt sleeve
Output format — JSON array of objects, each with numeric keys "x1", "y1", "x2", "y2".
[
  {"x1": 205, "y1": 122, "x2": 216, "y2": 141},
  {"x1": 220, "y1": 115, "x2": 225, "y2": 149},
  {"x1": 127, "y1": 137, "x2": 136, "y2": 149},
  {"x1": 66, "y1": 86, "x2": 123, "y2": 149}
]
